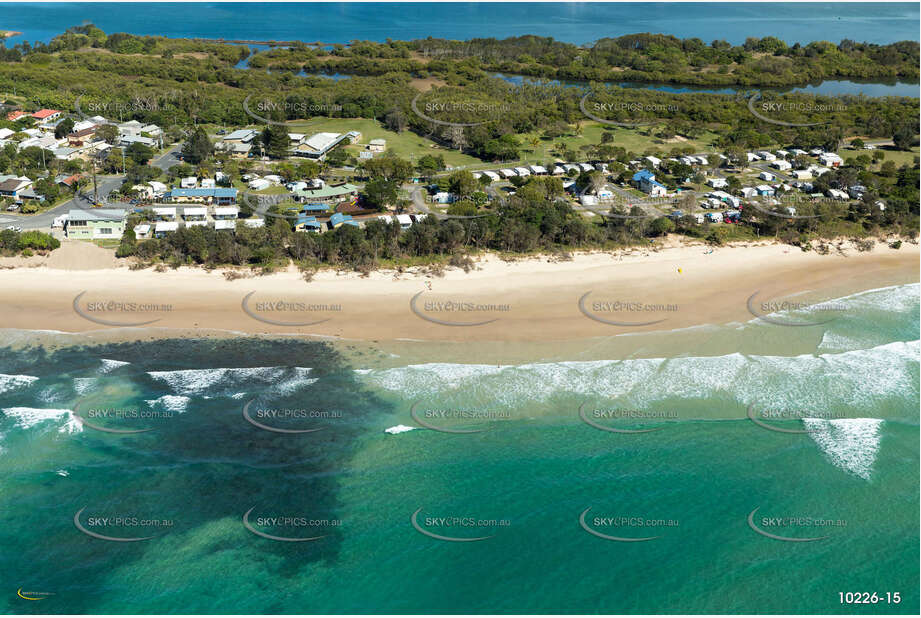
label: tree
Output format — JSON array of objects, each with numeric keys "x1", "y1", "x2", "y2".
[
  {"x1": 96, "y1": 124, "x2": 119, "y2": 145},
  {"x1": 54, "y1": 117, "x2": 74, "y2": 139},
  {"x1": 384, "y1": 108, "x2": 407, "y2": 133},
  {"x1": 448, "y1": 170, "x2": 479, "y2": 197},
  {"x1": 261, "y1": 124, "x2": 289, "y2": 159},
  {"x1": 649, "y1": 216, "x2": 675, "y2": 236},
  {"x1": 362, "y1": 178, "x2": 398, "y2": 210},
  {"x1": 893, "y1": 124, "x2": 915, "y2": 150},
  {"x1": 126, "y1": 141, "x2": 154, "y2": 165},
  {"x1": 181, "y1": 126, "x2": 213, "y2": 165}
]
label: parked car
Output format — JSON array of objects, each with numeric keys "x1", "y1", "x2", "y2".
[{"x1": 5, "y1": 225, "x2": 22, "y2": 232}]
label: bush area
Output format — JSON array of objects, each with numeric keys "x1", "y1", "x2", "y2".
[{"x1": 0, "y1": 229, "x2": 61, "y2": 255}]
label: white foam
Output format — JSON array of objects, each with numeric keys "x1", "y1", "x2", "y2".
[
  {"x1": 0, "y1": 373, "x2": 38, "y2": 395},
  {"x1": 147, "y1": 366, "x2": 314, "y2": 396},
  {"x1": 72, "y1": 377, "x2": 98, "y2": 395},
  {"x1": 385, "y1": 424, "x2": 417, "y2": 435},
  {"x1": 56, "y1": 469, "x2": 69, "y2": 477},
  {"x1": 804, "y1": 418, "x2": 883, "y2": 480},
  {"x1": 1, "y1": 407, "x2": 82, "y2": 434},
  {"x1": 357, "y1": 340, "x2": 919, "y2": 412},
  {"x1": 145, "y1": 395, "x2": 191, "y2": 413},
  {"x1": 100, "y1": 359, "x2": 131, "y2": 373}
]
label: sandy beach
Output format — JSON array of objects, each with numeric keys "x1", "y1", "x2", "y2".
[{"x1": 0, "y1": 239, "x2": 917, "y2": 345}]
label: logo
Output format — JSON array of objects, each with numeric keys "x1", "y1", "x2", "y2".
[
  {"x1": 578, "y1": 507, "x2": 661, "y2": 542},
  {"x1": 241, "y1": 291, "x2": 334, "y2": 327},
  {"x1": 241, "y1": 400, "x2": 324, "y2": 434},
  {"x1": 578, "y1": 291, "x2": 671, "y2": 327},
  {"x1": 410, "y1": 508, "x2": 501, "y2": 542},
  {"x1": 747, "y1": 507, "x2": 833, "y2": 542},
  {"x1": 578, "y1": 402, "x2": 665, "y2": 434},
  {"x1": 241, "y1": 507, "x2": 329, "y2": 542},
  {"x1": 746, "y1": 92, "x2": 830, "y2": 127}
]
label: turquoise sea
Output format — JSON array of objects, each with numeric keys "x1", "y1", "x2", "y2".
[
  {"x1": 1, "y1": 282, "x2": 918, "y2": 613},
  {"x1": 2, "y1": 2, "x2": 919, "y2": 47}
]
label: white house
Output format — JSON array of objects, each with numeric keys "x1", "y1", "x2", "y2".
[
  {"x1": 706, "y1": 177, "x2": 728, "y2": 189},
  {"x1": 644, "y1": 156, "x2": 661, "y2": 168},
  {"x1": 757, "y1": 151, "x2": 776, "y2": 161},
  {"x1": 819, "y1": 153, "x2": 843, "y2": 168},
  {"x1": 758, "y1": 172, "x2": 775, "y2": 181},
  {"x1": 180, "y1": 177, "x2": 198, "y2": 189}
]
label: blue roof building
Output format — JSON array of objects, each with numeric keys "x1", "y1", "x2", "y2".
[
  {"x1": 166, "y1": 187, "x2": 237, "y2": 204},
  {"x1": 328, "y1": 212, "x2": 354, "y2": 229},
  {"x1": 632, "y1": 169, "x2": 655, "y2": 183}
]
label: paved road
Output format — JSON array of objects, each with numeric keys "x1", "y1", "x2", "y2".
[
  {"x1": 8, "y1": 175, "x2": 126, "y2": 231},
  {"x1": 152, "y1": 144, "x2": 182, "y2": 171},
  {"x1": 5, "y1": 145, "x2": 181, "y2": 231}
]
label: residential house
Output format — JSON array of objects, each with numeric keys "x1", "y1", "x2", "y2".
[
  {"x1": 368, "y1": 138, "x2": 386, "y2": 153},
  {"x1": 31, "y1": 109, "x2": 61, "y2": 123},
  {"x1": 165, "y1": 188, "x2": 238, "y2": 205},
  {"x1": 295, "y1": 215, "x2": 324, "y2": 233},
  {"x1": 328, "y1": 212, "x2": 358, "y2": 230},
  {"x1": 292, "y1": 183, "x2": 358, "y2": 204},
  {"x1": 632, "y1": 169, "x2": 667, "y2": 197},
  {"x1": 65, "y1": 209, "x2": 126, "y2": 239},
  {"x1": 0, "y1": 175, "x2": 34, "y2": 202},
  {"x1": 293, "y1": 131, "x2": 360, "y2": 160}
]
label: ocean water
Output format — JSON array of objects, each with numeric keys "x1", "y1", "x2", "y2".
[
  {"x1": 2, "y1": 2, "x2": 919, "y2": 47},
  {"x1": 1, "y1": 283, "x2": 918, "y2": 613}
]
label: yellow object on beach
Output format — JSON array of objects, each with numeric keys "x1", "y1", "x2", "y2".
[{"x1": 677, "y1": 267, "x2": 682, "y2": 273}]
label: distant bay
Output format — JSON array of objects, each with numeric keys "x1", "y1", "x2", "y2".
[{"x1": 1, "y1": 2, "x2": 919, "y2": 48}]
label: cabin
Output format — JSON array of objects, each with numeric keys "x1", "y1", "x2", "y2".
[
  {"x1": 295, "y1": 215, "x2": 324, "y2": 233},
  {"x1": 154, "y1": 221, "x2": 179, "y2": 238},
  {"x1": 151, "y1": 207, "x2": 177, "y2": 221}
]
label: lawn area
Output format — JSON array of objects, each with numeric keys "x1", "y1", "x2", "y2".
[
  {"x1": 282, "y1": 117, "x2": 484, "y2": 168},
  {"x1": 510, "y1": 122, "x2": 720, "y2": 165}
]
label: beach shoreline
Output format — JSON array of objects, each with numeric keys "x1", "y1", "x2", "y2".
[{"x1": 1, "y1": 239, "x2": 917, "y2": 350}]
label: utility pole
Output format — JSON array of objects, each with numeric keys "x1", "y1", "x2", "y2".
[{"x1": 92, "y1": 156, "x2": 98, "y2": 205}]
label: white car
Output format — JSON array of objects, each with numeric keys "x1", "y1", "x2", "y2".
[{"x1": 5, "y1": 225, "x2": 22, "y2": 232}]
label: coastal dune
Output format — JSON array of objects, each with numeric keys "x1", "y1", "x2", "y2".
[{"x1": 0, "y1": 240, "x2": 917, "y2": 343}]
